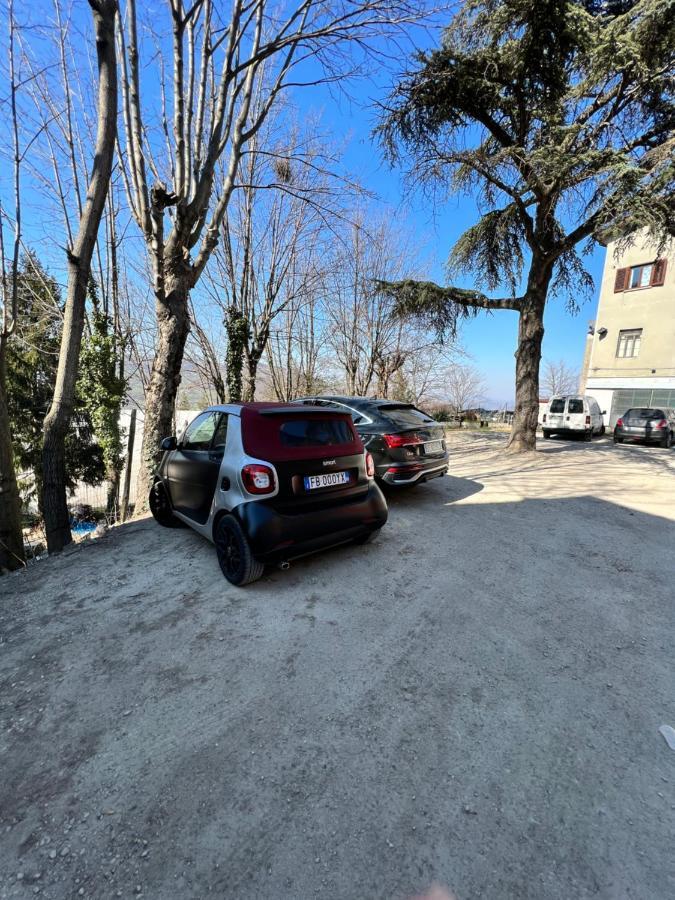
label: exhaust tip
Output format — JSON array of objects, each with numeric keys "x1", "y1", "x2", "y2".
[{"x1": 279, "y1": 561, "x2": 290, "y2": 570}]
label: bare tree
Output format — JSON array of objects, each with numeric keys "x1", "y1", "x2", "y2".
[
  {"x1": 117, "y1": 0, "x2": 436, "y2": 509},
  {"x1": 204, "y1": 112, "x2": 341, "y2": 402},
  {"x1": 444, "y1": 364, "x2": 487, "y2": 422},
  {"x1": 0, "y1": 0, "x2": 25, "y2": 571},
  {"x1": 41, "y1": 0, "x2": 118, "y2": 553},
  {"x1": 541, "y1": 358, "x2": 579, "y2": 397},
  {"x1": 327, "y1": 216, "x2": 430, "y2": 397},
  {"x1": 267, "y1": 291, "x2": 327, "y2": 400}
]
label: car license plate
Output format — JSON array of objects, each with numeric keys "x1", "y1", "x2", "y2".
[
  {"x1": 424, "y1": 440, "x2": 443, "y2": 454},
  {"x1": 304, "y1": 471, "x2": 350, "y2": 490}
]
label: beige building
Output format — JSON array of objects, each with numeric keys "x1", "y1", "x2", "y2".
[{"x1": 581, "y1": 231, "x2": 675, "y2": 426}]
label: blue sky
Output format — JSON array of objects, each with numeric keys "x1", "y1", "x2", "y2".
[
  {"x1": 299, "y1": 70, "x2": 605, "y2": 409},
  {"x1": 0, "y1": 0, "x2": 606, "y2": 409}
]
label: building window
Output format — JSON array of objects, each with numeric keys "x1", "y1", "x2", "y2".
[
  {"x1": 629, "y1": 263, "x2": 653, "y2": 288},
  {"x1": 614, "y1": 258, "x2": 667, "y2": 292},
  {"x1": 616, "y1": 329, "x2": 642, "y2": 359}
]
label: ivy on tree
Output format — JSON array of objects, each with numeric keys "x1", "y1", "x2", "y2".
[
  {"x1": 77, "y1": 305, "x2": 127, "y2": 508},
  {"x1": 379, "y1": 0, "x2": 674, "y2": 451},
  {"x1": 6, "y1": 254, "x2": 105, "y2": 510}
]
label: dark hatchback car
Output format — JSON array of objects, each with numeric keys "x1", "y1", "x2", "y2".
[
  {"x1": 614, "y1": 407, "x2": 675, "y2": 448},
  {"x1": 149, "y1": 403, "x2": 388, "y2": 585},
  {"x1": 293, "y1": 396, "x2": 449, "y2": 486}
]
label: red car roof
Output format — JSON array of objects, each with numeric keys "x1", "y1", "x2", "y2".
[{"x1": 240, "y1": 405, "x2": 363, "y2": 461}]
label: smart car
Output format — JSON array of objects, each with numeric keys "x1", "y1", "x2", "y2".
[
  {"x1": 293, "y1": 396, "x2": 449, "y2": 487},
  {"x1": 149, "y1": 403, "x2": 388, "y2": 585}
]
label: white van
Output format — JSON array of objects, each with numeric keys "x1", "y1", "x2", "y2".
[{"x1": 542, "y1": 395, "x2": 605, "y2": 440}]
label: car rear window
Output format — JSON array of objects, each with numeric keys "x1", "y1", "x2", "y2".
[
  {"x1": 626, "y1": 408, "x2": 662, "y2": 419},
  {"x1": 567, "y1": 399, "x2": 584, "y2": 414},
  {"x1": 377, "y1": 404, "x2": 434, "y2": 427},
  {"x1": 240, "y1": 407, "x2": 362, "y2": 461},
  {"x1": 549, "y1": 399, "x2": 566, "y2": 413},
  {"x1": 280, "y1": 418, "x2": 353, "y2": 447}
]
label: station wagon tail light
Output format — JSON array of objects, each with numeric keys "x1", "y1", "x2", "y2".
[
  {"x1": 241, "y1": 464, "x2": 275, "y2": 494},
  {"x1": 654, "y1": 419, "x2": 667, "y2": 429},
  {"x1": 616, "y1": 418, "x2": 623, "y2": 427},
  {"x1": 366, "y1": 452, "x2": 375, "y2": 477},
  {"x1": 382, "y1": 432, "x2": 423, "y2": 448}
]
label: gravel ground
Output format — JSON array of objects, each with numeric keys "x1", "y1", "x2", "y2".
[{"x1": 1, "y1": 433, "x2": 674, "y2": 900}]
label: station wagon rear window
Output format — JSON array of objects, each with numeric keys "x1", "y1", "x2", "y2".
[
  {"x1": 567, "y1": 399, "x2": 584, "y2": 414},
  {"x1": 378, "y1": 405, "x2": 434, "y2": 427},
  {"x1": 549, "y1": 399, "x2": 566, "y2": 413},
  {"x1": 280, "y1": 418, "x2": 354, "y2": 447}
]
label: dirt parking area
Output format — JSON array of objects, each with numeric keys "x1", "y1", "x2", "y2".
[{"x1": 2, "y1": 433, "x2": 674, "y2": 900}]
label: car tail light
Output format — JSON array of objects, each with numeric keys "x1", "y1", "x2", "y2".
[
  {"x1": 382, "y1": 432, "x2": 423, "y2": 448},
  {"x1": 542, "y1": 414, "x2": 547, "y2": 423},
  {"x1": 241, "y1": 464, "x2": 275, "y2": 494},
  {"x1": 654, "y1": 418, "x2": 667, "y2": 429},
  {"x1": 365, "y1": 452, "x2": 375, "y2": 477},
  {"x1": 585, "y1": 415, "x2": 591, "y2": 425},
  {"x1": 616, "y1": 418, "x2": 623, "y2": 427}
]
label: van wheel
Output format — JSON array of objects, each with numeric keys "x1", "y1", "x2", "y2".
[
  {"x1": 214, "y1": 515, "x2": 264, "y2": 586},
  {"x1": 584, "y1": 431, "x2": 592, "y2": 442},
  {"x1": 542, "y1": 430, "x2": 551, "y2": 439},
  {"x1": 354, "y1": 527, "x2": 381, "y2": 545},
  {"x1": 149, "y1": 480, "x2": 183, "y2": 528},
  {"x1": 600, "y1": 425, "x2": 606, "y2": 436}
]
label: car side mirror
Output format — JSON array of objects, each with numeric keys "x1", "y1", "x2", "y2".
[
  {"x1": 161, "y1": 436, "x2": 177, "y2": 451},
  {"x1": 602, "y1": 410, "x2": 607, "y2": 415}
]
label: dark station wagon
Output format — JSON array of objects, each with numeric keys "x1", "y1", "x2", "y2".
[{"x1": 293, "y1": 396, "x2": 449, "y2": 487}]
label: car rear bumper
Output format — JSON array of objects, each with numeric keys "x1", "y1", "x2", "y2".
[
  {"x1": 379, "y1": 458, "x2": 448, "y2": 485},
  {"x1": 234, "y1": 482, "x2": 388, "y2": 562},
  {"x1": 615, "y1": 428, "x2": 665, "y2": 443}
]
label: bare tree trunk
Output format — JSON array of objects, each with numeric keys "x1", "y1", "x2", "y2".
[
  {"x1": 506, "y1": 288, "x2": 547, "y2": 453},
  {"x1": 41, "y1": 0, "x2": 118, "y2": 553},
  {"x1": 136, "y1": 271, "x2": 190, "y2": 512},
  {"x1": 0, "y1": 340, "x2": 24, "y2": 571}
]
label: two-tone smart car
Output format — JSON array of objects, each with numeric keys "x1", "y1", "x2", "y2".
[{"x1": 149, "y1": 403, "x2": 388, "y2": 585}]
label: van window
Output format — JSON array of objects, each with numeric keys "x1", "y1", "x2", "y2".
[
  {"x1": 567, "y1": 399, "x2": 584, "y2": 414},
  {"x1": 279, "y1": 418, "x2": 353, "y2": 447},
  {"x1": 549, "y1": 399, "x2": 566, "y2": 413}
]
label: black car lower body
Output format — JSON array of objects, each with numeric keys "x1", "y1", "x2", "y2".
[
  {"x1": 376, "y1": 456, "x2": 449, "y2": 485},
  {"x1": 233, "y1": 482, "x2": 388, "y2": 563}
]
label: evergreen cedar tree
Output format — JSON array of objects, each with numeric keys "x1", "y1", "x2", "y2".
[{"x1": 378, "y1": 0, "x2": 674, "y2": 451}]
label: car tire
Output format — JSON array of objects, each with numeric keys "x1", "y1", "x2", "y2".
[
  {"x1": 661, "y1": 430, "x2": 673, "y2": 449},
  {"x1": 600, "y1": 425, "x2": 606, "y2": 436},
  {"x1": 149, "y1": 480, "x2": 183, "y2": 528},
  {"x1": 584, "y1": 430, "x2": 592, "y2": 442},
  {"x1": 354, "y1": 527, "x2": 381, "y2": 545},
  {"x1": 543, "y1": 430, "x2": 551, "y2": 439},
  {"x1": 214, "y1": 514, "x2": 264, "y2": 586}
]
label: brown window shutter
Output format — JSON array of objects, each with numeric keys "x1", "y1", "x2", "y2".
[
  {"x1": 651, "y1": 258, "x2": 667, "y2": 286},
  {"x1": 614, "y1": 267, "x2": 628, "y2": 292}
]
